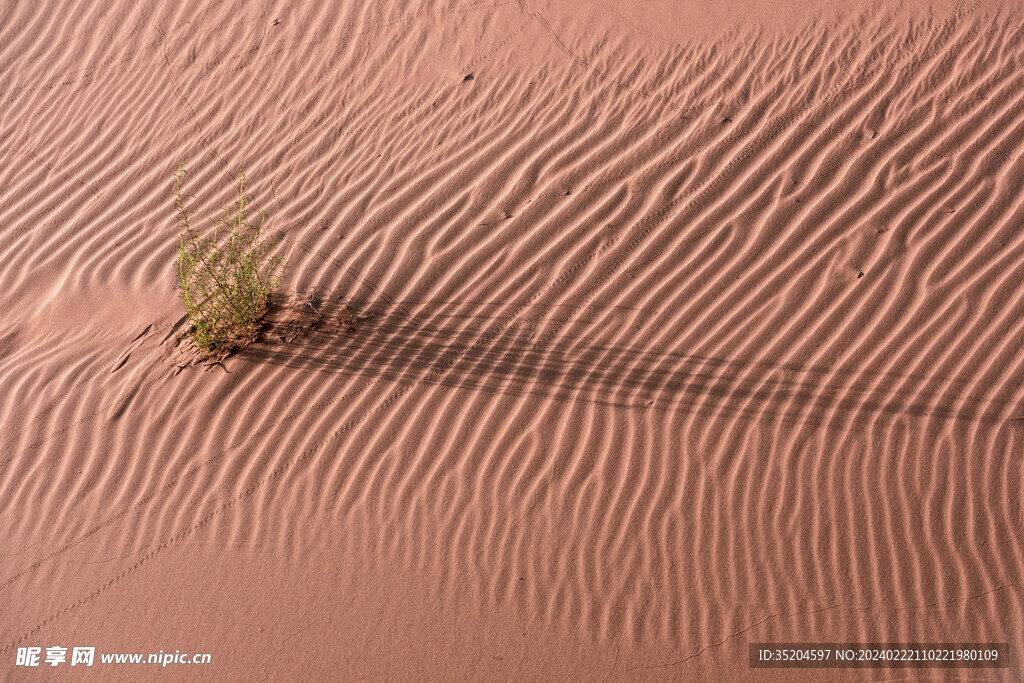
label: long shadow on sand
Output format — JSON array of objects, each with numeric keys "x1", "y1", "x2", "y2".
[{"x1": 242, "y1": 297, "x2": 1017, "y2": 426}]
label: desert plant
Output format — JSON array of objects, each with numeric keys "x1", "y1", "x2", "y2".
[{"x1": 175, "y1": 163, "x2": 284, "y2": 357}]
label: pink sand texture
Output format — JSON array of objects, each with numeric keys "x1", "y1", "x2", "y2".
[{"x1": 1, "y1": 0, "x2": 1023, "y2": 680}]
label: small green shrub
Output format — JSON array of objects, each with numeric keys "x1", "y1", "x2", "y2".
[{"x1": 175, "y1": 163, "x2": 284, "y2": 357}]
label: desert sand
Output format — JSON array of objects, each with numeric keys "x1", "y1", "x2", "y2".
[{"x1": 2, "y1": 0, "x2": 1023, "y2": 680}]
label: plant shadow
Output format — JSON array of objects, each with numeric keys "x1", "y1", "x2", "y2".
[{"x1": 243, "y1": 295, "x2": 1015, "y2": 427}]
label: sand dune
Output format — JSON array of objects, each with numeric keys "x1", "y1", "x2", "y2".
[{"x1": 2, "y1": 0, "x2": 1023, "y2": 679}]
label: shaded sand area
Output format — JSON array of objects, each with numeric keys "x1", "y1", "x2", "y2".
[{"x1": 2, "y1": 0, "x2": 1024, "y2": 679}]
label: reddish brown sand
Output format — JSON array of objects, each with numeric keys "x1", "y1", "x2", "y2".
[{"x1": 2, "y1": 0, "x2": 1024, "y2": 680}]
